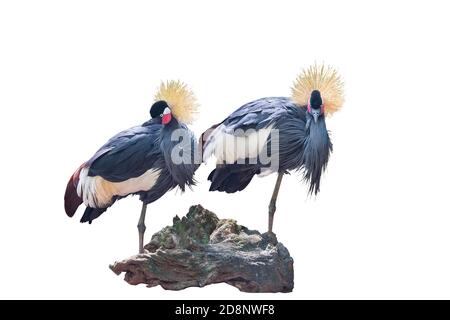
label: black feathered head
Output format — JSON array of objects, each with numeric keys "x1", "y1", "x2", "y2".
[
  {"x1": 150, "y1": 100, "x2": 172, "y2": 125},
  {"x1": 150, "y1": 100, "x2": 169, "y2": 118},
  {"x1": 309, "y1": 90, "x2": 323, "y2": 109},
  {"x1": 307, "y1": 90, "x2": 324, "y2": 123}
]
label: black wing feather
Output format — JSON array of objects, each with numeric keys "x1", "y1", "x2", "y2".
[
  {"x1": 87, "y1": 123, "x2": 164, "y2": 182},
  {"x1": 220, "y1": 97, "x2": 297, "y2": 132}
]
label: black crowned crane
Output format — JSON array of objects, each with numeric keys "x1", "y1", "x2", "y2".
[
  {"x1": 201, "y1": 64, "x2": 344, "y2": 234},
  {"x1": 64, "y1": 81, "x2": 199, "y2": 253}
]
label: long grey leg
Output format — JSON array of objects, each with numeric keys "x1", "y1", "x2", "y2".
[
  {"x1": 268, "y1": 173, "x2": 284, "y2": 233},
  {"x1": 137, "y1": 203, "x2": 147, "y2": 254}
]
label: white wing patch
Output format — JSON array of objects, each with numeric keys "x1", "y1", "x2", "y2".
[
  {"x1": 77, "y1": 168, "x2": 161, "y2": 208},
  {"x1": 203, "y1": 124, "x2": 273, "y2": 164},
  {"x1": 258, "y1": 167, "x2": 275, "y2": 177}
]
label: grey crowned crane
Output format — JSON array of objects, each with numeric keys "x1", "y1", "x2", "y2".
[
  {"x1": 64, "y1": 81, "x2": 199, "y2": 253},
  {"x1": 202, "y1": 64, "x2": 344, "y2": 234}
]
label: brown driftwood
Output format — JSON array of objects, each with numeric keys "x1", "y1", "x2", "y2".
[{"x1": 110, "y1": 205, "x2": 294, "y2": 293}]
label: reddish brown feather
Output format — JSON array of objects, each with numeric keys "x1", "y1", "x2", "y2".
[{"x1": 64, "y1": 164, "x2": 85, "y2": 217}]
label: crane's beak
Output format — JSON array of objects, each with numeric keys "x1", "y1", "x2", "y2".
[
  {"x1": 310, "y1": 108, "x2": 320, "y2": 123},
  {"x1": 162, "y1": 107, "x2": 172, "y2": 125},
  {"x1": 313, "y1": 113, "x2": 319, "y2": 123}
]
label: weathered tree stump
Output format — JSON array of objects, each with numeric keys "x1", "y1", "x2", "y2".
[{"x1": 110, "y1": 205, "x2": 294, "y2": 293}]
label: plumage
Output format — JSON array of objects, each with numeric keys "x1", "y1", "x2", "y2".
[
  {"x1": 66, "y1": 118, "x2": 198, "y2": 224},
  {"x1": 203, "y1": 97, "x2": 331, "y2": 194},
  {"x1": 64, "y1": 80, "x2": 199, "y2": 255},
  {"x1": 202, "y1": 64, "x2": 344, "y2": 233},
  {"x1": 77, "y1": 167, "x2": 162, "y2": 208},
  {"x1": 86, "y1": 124, "x2": 163, "y2": 182},
  {"x1": 64, "y1": 165, "x2": 84, "y2": 217},
  {"x1": 203, "y1": 123, "x2": 273, "y2": 164}
]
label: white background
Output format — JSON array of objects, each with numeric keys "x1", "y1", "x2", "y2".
[{"x1": 0, "y1": 0, "x2": 449, "y2": 299}]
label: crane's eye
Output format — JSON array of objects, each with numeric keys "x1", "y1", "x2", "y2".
[{"x1": 160, "y1": 114, "x2": 163, "y2": 117}]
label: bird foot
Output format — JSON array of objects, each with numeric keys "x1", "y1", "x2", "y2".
[
  {"x1": 262, "y1": 231, "x2": 278, "y2": 245},
  {"x1": 138, "y1": 248, "x2": 149, "y2": 255}
]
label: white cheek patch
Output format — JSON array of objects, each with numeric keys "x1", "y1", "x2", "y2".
[
  {"x1": 203, "y1": 124, "x2": 273, "y2": 164},
  {"x1": 77, "y1": 167, "x2": 161, "y2": 208}
]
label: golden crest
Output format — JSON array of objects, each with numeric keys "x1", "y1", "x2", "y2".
[
  {"x1": 291, "y1": 63, "x2": 344, "y2": 116},
  {"x1": 154, "y1": 80, "x2": 199, "y2": 124}
]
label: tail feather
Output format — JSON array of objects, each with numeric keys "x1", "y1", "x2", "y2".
[
  {"x1": 64, "y1": 173, "x2": 83, "y2": 217},
  {"x1": 65, "y1": 163, "x2": 109, "y2": 223},
  {"x1": 80, "y1": 207, "x2": 107, "y2": 224},
  {"x1": 208, "y1": 166, "x2": 259, "y2": 193}
]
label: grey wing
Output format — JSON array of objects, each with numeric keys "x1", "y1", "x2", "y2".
[
  {"x1": 159, "y1": 124, "x2": 199, "y2": 190},
  {"x1": 87, "y1": 124, "x2": 164, "y2": 182},
  {"x1": 202, "y1": 97, "x2": 298, "y2": 162},
  {"x1": 221, "y1": 97, "x2": 294, "y2": 131}
]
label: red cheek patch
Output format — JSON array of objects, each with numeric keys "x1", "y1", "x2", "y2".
[{"x1": 162, "y1": 113, "x2": 172, "y2": 125}]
